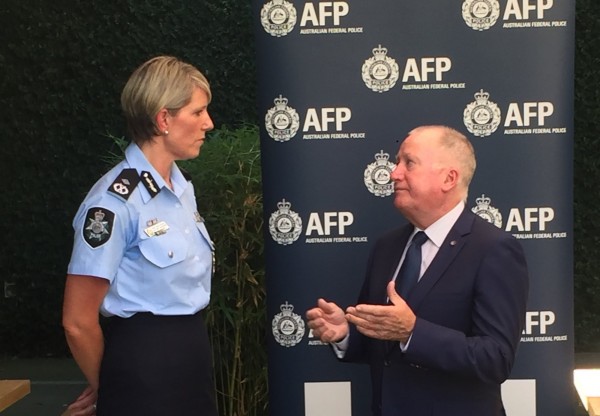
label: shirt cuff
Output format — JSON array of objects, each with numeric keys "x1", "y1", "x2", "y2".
[
  {"x1": 331, "y1": 334, "x2": 350, "y2": 359},
  {"x1": 399, "y1": 333, "x2": 413, "y2": 352}
]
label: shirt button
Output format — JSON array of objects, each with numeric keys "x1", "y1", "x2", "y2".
[
  {"x1": 168, "y1": 251, "x2": 174, "y2": 258},
  {"x1": 185, "y1": 229, "x2": 190, "y2": 234}
]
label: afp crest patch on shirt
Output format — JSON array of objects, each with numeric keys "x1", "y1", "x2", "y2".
[{"x1": 83, "y1": 207, "x2": 115, "y2": 248}]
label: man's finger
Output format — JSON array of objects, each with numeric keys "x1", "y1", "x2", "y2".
[
  {"x1": 387, "y1": 281, "x2": 402, "y2": 305},
  {"x1": 318, "y1": 298, "x2": 339, "y2": 313},
  {"x1": 306, "y1": 307, "x2": 322, "y2": 320},
  {"x1": 352, "y1": 303, "x2": 389, "y2": 317},
  {"x1": 346, "y1": 312, "x2": 375, "y2": 328}
]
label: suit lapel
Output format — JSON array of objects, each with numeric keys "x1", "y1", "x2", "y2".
[
  {"x1": 378, "y1": 226, "x2": 413, "y2": 304},
  {"x1": 407, "y1": 210, "x2": 475, "y2": 310}
]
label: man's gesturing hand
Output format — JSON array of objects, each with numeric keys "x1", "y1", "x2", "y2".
[
  {"x1": 345, "y1": 281, "x2": 416, "y2": 343},
  {"x1": 306, "y1": 299, "x2": 349, "y2": 343}
]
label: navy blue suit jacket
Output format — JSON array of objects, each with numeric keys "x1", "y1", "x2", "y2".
[{"x1": 343, "y1": 209, "x2": 529, "y2": 416}]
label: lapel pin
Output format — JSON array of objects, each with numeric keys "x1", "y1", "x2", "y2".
[{"x1": 450, "y1": 240, "x2": 457, "y2": 246}]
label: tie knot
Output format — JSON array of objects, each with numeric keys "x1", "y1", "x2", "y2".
[{"x1": 411, "y1": 231, "x2": 428, "y2": 247}]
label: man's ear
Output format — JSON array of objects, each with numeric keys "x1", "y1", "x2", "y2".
[
  {"x1": 442, "y1": 168, "x2": 459, "y2": 192},
  {"x1": 155, "y1": 108, "x2": 170, "y2": 134}
]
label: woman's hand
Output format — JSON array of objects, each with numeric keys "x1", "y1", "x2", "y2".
[{"x1": 63, "y1": 385, "x2": 97, "y2": 416}]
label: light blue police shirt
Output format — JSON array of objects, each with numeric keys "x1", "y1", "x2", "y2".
[{"x1": 67, "y1": 143, "x2": 214, "y2": 318}]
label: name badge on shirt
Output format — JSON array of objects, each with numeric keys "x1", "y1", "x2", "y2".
[{"x1": 144, "y1": 219, "x2": 169, "y2": 237}]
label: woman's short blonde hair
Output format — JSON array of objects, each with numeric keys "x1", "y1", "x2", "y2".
[{"x1": 121, "y1": 56, "x2": 211, "y2": 144}]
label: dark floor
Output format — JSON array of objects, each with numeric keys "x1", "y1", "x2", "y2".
[
  {"x1": 1, "y1": 354, "x2": 599, "y2": 415},
  {"x1": 0, "y1": 357, "x2": 85, "y2": 415}
]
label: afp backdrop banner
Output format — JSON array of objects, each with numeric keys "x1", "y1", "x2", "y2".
[{"x1": 253, "y1": 1, "x2": 575, "y2": 415}]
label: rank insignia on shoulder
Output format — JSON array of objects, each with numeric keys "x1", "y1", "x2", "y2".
[
  {"x1": 108, "y1": 169, "x2": 141, "y2": 201},
  {"x1": 141, "y1": 171, "x2": 161, "y2": 198},
  {"x1": 83, "y1": 208, "x2": 115, "y2": 248}
]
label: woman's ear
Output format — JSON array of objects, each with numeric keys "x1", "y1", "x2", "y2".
[{"x1": 155, "y1": 108, "x2": 170, "y2": 135}]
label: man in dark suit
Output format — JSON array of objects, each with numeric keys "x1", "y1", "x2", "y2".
[{"x1": 306, "y1": 125, "x2": 529, "y2": 416}]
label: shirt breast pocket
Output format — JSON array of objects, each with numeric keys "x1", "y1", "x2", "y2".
[{"x1": 138, "y1": 229, "x2": 188, "y2": 268}]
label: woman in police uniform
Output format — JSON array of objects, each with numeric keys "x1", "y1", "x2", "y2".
[{"x1": 62, "y1": 56, "x2": 217, "y2": 416}]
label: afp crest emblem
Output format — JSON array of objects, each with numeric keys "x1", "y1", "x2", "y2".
[
  {"x1": 260, "y1": 0, "x2": 297, "y2": 37},
  {"x1": 364, "y1": 150, "x2": 396, "y2": 197},
  {"x1": 269, "y1": 199, "x2": 302, "y2": 245},
  {"x1": 462, "y1": 0, "x2": 500, "y2": 31},
  {"x1": 362, "y1": 45, "x2": 399, "y2": 93},
  {"x1": 463, "y1": 89, "x2": 502, "y2": 137},
  {"x1": 471, "y1": 194, "x2": 502, "y2": 228},
  {"x1": 83, "y1": 208, "x2": 115, "y2": 248},
  {"x1": 265, "y1": 95, "x2": 300, "y2": 142},
  {"x1": 272, "y1": 301, "x2": 305, "y2": 347}
]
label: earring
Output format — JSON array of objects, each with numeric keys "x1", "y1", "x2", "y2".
[{"x1": 164, "y1": 130, "x2": 169, "y2": 135}]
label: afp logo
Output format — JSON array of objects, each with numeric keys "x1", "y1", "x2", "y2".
[
  {"x1": 265, "y1": 95, "x2": 300, "y2": 142},
  {"x1": 471, "y1": 194, "x2": 502, "y2": 228},
  {"x1": 303, "y1": 107, "x2": 352, "y2": 134},
  {"x1": 463, "y1": 0, "x2": 560, "y2": 31},
  {"x1": 261, "y1": 1, "x2": 358, "y2": 36},
  {"x1": 362, "y1": 45, "x2": 400, "y2": 93},
  {"x1": 505, "y1": 207, "x2": 555, "y2": 232},
  {"x1": 305, "y1": 212, "x2": 354, "y2": 237},
  {"x1": 300, "y1": 2, "x2": 349, "y2": 27},
  {"x1": 261, "y1": 0, "x2": 297, "y2": 37},
  {"x1": 266, "y1": 95, "x2": 360, "y2": 142},
  {"x1": 463, "y1": 90, "x2": 502, "y2": 137},
  {"x1": 272, "y1": 301, "x2": 306, "y2": 347},
  {"x1": 471, "y1": 194, "x2": 555, "y2": 232},
  {"x1": 364, "y1": 150, "x2": 396, "y2": 197},
  {"x1": 521, "y1": 310, "x2": 568, "y2": 343},
  {"x1": 464, "y1": 90, "x2": 564, "y2": 137},
  {"x1": 503, "y1": 100, "x2": 566, "y2": 135},
  {"x1": 362, "y1": 45, "x2": 454, "y2": 93},
  {"x1": 269, "y1": 199, "x2": 364, "y2": 245},
  {"x1": 503, "y1": 0, "x2": 556, "y2": 21},
  {"x1": 471, "y1": 194, "x2": 566, "y2": 240},
  {"x1": 462, "y1": 0, "x2": 501, "y2": 31},
  {"x1": 269, "y1": 199, "x2": 303, "y2": 245},
  {"x1": 505, "y1": 102, "x2": 553, "y2": 127},
  {"x1": 523, "y1": 311, "x2": 555, "y2": 335}
]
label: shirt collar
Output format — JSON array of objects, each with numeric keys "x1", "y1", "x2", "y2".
[
  {"x1": 169, "y1": 163, "x2": 188, "y2": 197},
  {"x1": 418, "y1": 201, "x2": 465, "y2": 248},
  {"x1": 124, "y1": 143, "x2": 188, "y2": 202}
]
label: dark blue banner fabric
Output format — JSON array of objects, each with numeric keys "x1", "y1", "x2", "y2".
[{"x1": 253, "y1": 1, "x2": 574, "y2": 415}]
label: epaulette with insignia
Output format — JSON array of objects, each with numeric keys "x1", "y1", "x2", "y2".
[
  {"x1": 140, "y1": 171, "x2": 161, "y2": 198},
  {"x1": 180, "y1": 168, "x2": 193, "y2": 182},
  {"x1": 107, "y1": 169, "x2": 141, "y2": 201}
]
